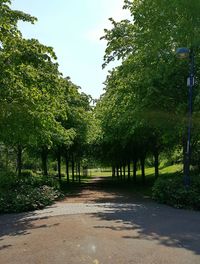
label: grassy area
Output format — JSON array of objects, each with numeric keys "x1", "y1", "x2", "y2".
[
  {"x1": 0, "y1": 164, "x2": 184, "y2": 213},
  {"x1": 36, "y1": 164, "x2": 183, "y2": 198},
  {"x1": 47, "y1": 163, "x2": 183, "y2": 183},
  {"x1": 159, "y1": 164, "x2": 182, "y2": 174},
  {"x1": 87, "y1": 164, "x2": 182, "y2": 178},
  {"x1": 89, "y1": 168, "x2": 112, "y2": 177},
  {"x1": 87, "y1": 164, "x2": 183, "y2": 198}
]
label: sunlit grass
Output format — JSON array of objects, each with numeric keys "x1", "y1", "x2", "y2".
[
  {"x1": 89, "y1": 168, "x2": 112, "y2": 177},
  {"x1": 88, "y1": 164, "x2": 182, "y2": 178},
  {"x1": 59, "y1": 164, "x2": 183, "y2": 198},
  {"x1": 50, "y1": 163, "x2": 183, "y2": 187},
  {"x1": 160, "y1": 164, "x2": 182, "y2": 174}
]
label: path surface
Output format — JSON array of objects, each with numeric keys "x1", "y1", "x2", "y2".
[{"x1": 0, "y1": 177, "x2": 200, "y2": 264}]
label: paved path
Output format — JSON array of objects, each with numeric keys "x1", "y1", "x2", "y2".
[{"x1": 0, "y1": 177, "x2": 200, "y2": 264}]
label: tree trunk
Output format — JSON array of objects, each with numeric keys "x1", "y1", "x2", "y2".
[
  {"x1": 76, "y1": 161, "x2": 78, "y2": 181},
  {"x1": 41, "y1": 147, "x2": 48, "y2": 176},
  {"x1": 72, "y1": 154, "x2": 75, "y2": 182},
  {"x1": 120, "y1": 166, "x2": 123, "y2": 181},
  {"x1": 17, "y1": 145, "x2": 22, "y2": 177},
  {"x1": 112, "y1": 165, "x2": 115, "y2": 178},
  {"x1": 57, "y1": 149, "x2": 61, "y2": 181},
  {"x1": 140, "y1": 157, "x2": 145, "y2": 185},
  {"x1": 133, "y1": 159, "x2": 137, "y2": 183},
  {"x1": 78, "y1": 161, "x2": 81, "y2": 183},
  {"x1": 116, "y1": 165, "x2": 119, "y2": 179},
  {"x1": 65, "y1": 154, "x2": 69, "y2": 183},
  {"x1": 127, "y1": 161, "x2": 131, "y2": 182},
  {"x1": 154, "y1": 149, "x2": 159, "y2": 179},
  {"x1": 123, "y1": 165, "x2": 126, "y2": 181}
]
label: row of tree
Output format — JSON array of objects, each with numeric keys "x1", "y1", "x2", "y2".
[
  {"x1": 2, "y1": 1, "x2": 200, "y2": 184},
  {"x1": 0, "y1": 0, "x2": 93, "y2": 180},
  {"x1": 94, "y1": 0, "x2": 200, "y2": 182}
]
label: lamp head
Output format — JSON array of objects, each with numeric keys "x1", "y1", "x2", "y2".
[{"x1": 176, "y1": 47, "x2": 190, "y2": 59}]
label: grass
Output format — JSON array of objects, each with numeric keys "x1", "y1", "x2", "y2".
[
  {"x1": 0, "y1": 164, "x2": 183, "y2": 212},
  {"x1": 86, "y1": 164, "x2": 182, "y2": 178},
  {"x1": 85, "y1": 164, "x2": 183, "y2": 198},
  {"x1": 43, "y1": 164, "x2": 183, "y2": 193},
  {"x1": 36, "y1": 164, "x2": 183, "y2": 199},
  {"x1": 160, "y1": 164, "x2": 182, "y2": 174},
  {"x1": 47, "y1": 162, "x2": 183, "y2": 181},
  {"x1": 89, "y1": 168, "x2": 112, "y2": 177}
]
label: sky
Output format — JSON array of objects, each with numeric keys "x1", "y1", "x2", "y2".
[{"x1": 11, "y1": 0, "x2": 130, "y2": 99}]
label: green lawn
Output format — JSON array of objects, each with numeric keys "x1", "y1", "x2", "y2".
[
  {"x1": 58, "y1": 164, "x2": 183, "y2": 198},
  {"x1": 87, "y1": 164, "x2": 182, "y2": 178},
  {"x1": 137, "y1": 164, "x2": 182, "y2": 177},
  {"x1": 51, "y1": 164, "x2": 183, "y2": 189}
]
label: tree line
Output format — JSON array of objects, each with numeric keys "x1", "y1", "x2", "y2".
[
  {"x1": 1, "y1": 0, "x2": 200, "y2": 184},
  {"x1": 0, "y1": 0, "x2": 95, "y2": 180},
  {"x1": 94, "y1": 0, "x2": 200, "y2": 183}
]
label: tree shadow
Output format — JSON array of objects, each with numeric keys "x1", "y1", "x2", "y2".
[
  {"x1": 91, "y1": 201, "x2": 200, "y2": 255},
  {"x1": 1, "y1": 176, "x2": 200, "y2": 257},
  {"x1": 60, "y1": 176, "x2": 152, "y2": 204},
  {"x1": 0, "y1": 210, "x2": 60, "y2": 246},
  {"x1": 67, "y1": 176, "x2": 200, "y2": 256},
  {"x1": 0, "y1": 244, "x2": 12, "y2": 251}
]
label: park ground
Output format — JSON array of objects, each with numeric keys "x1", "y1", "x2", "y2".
[{"x1": 0, "y1": 175, "x2": 200, "y2": 264}]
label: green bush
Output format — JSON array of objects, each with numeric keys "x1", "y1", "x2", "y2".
[
  {"x1": 0, "y1": 170, "x2": 63, "y2": 213},
  {"x1": 0, "y1": 170, "x2": 17, "y2": 189},
  {"x1": 152, "y1": 173, "x2": 200, "y2": 210},
  {"x1": 0, "y1": 185, "x2": 63, "y2": 213},
  {"x1": 17, "y1": 173, "x2": 60, "y2": 189}
]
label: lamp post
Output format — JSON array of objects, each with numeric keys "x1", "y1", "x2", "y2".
[{"x1": 176, "y1": 47, "x2": 195, "y2": 187}]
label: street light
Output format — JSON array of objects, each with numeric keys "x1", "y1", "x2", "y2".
[{"x1": 176, "y1": 47, "x2": 195, "y2": 187}]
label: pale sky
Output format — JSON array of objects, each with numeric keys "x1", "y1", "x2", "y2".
[{"x1": 11, "y1": 0, "x2": 130, "y2": 99}]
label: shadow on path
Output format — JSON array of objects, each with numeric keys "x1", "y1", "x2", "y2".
[
  {"x1": 62, "y1": 176, "x2": 200, "y2": 256},
  {"x1": 0, "y1": 176, "x2": 200, "y2": 257},
  {"x1": 61, "y1": 176, "x2": 151, "y2": 204},
  {"x1": 0, "y1": 211, "x2": 60, "y2": 250},
  {"x1": 91, "y1": 196, "x2": 200, "y2": 255}
]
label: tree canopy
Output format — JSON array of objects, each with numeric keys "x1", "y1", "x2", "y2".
[{"x1": 95, "y1": 0, "x2": 200, "y2": 180}]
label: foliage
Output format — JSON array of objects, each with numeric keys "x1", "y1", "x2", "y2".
[
  {"x1": 1, "y1": 0, "x2": 200, "y2": 201},
  {"x1": 152, "y1": 173, "x2": 200, "y2": 210},
  {"x1": 0, "y1": 169, "x2": 16, "y2": 189},
  {"x1": 0, "y1": 172, "x2": 63, "y2": 213},
  {"x1": 0, "y1": 185, "x2": 62, "y2": 213},
  {"x1": 0, "y1": 1, "x2": 92, "y2": 180},
  {"x1": 0, "y1": 0, "x2": 36, "y2": 43},
  {"x1": 94, "y1": 0, "x2": 200, "y2": 181}
]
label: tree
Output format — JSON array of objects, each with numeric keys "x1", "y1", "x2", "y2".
[
  {"x1": 0, "y1": 0, "x2": 36, "y2": 43},
  {"x1": 97, "y1": 0, "x2": 200, "y2": 179},
  {"x1": 0, "y1": 36, "x2": 77, "y2": 175},
  {"x1": 0, "y1": 1, "x2": 92, "y2": 183}
]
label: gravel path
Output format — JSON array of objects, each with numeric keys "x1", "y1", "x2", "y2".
[{"x1": 0, "y1": 177, "x2": 200, "y2": 264}]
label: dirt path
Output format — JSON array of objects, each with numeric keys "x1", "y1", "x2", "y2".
[
  {"x1": 60, "y1": 177, "x2": 126, "y2": 203},
  {"x1": 60, "y1": 177, "x2": 148, "y2": 204},
  {"x1": 0, "y1": 177, "x2": 200, "y2": 264}
]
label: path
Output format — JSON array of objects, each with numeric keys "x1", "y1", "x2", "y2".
[{"x1": 0, "y1": 177, "x2": 200, "y2": 264}]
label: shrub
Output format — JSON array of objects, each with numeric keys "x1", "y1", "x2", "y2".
[
  {"x1": 16, "y1": 173, "x2": 60, "y2": 189},
  {"x1": 0, "y1": 170, "x2": 63, "y2": 213},
  {"x1": 152, "y1": 173, "x2": 200, "y2": 210},
  {"x1": 0, "y1": 185, "x2": 63, "y2": 213},
  {"x1": 0, "y1": 170, "x2": 17, "y2": 189}
]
